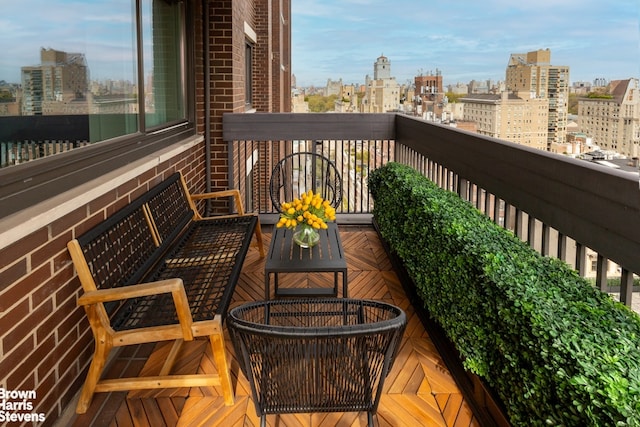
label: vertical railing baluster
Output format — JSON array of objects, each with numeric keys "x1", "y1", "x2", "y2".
[
  {"x1": 514, "y1": 209, "x2": 524, "y2": 240},
  {"x1": 596, "y1": 255, "x2": 608, "y2": 292},
  {"x1": 620, "y1": 269, "x2": 633, "y2": 306},
  {"x1": 528, "y1": 216, "x2": 537, "y2": 249},
  {"x1": 541, "y1": 224, "x2": 550, "y2": 256},
  {"x1": 557, "y1": 232, "x2": 567, "y2": 263},
  {"x1": 575, "y1": 243, "x2": 586, "y2": 277}
]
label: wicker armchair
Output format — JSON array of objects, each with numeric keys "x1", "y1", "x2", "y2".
[
  {"x1": 227, "y1": 298, "x2": 406, "y2": 426},
  {"x1": 269, "y1": 151, "x2": 343, "y2": 212}
]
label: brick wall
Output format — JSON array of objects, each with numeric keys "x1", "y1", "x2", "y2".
[
  {"x1": 0, "y1": 1, "x2": 291, "y2": 424},
  {"x1": 0, "y1": 144, "x2": 206, "y2": 426},
  {"x1": 208, "y1": 1, "x2": 255, "y2": 198}
]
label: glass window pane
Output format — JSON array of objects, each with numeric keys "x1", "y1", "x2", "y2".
[
  {"x1": 0, "y1": 0, "x2": 139, "y2": 167},
  {"x1": 142, "y1": 0, "x2": 185, "y2": 128}
]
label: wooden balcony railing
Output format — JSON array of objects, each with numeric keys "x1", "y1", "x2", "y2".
[{"x1": 224, "y1": 112, "x2": 640, "y2": 308}]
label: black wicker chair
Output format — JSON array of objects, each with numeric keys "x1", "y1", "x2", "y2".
[
  {"x1": 227, "y1": 298, "x2": 406, "y2": 427},
  {"x1": 269, "y1": 151, "x2": 343, "y2": 212}
]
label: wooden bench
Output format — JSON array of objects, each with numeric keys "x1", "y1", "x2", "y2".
[{"x1": 67, "y1": 171, "x2": 264, "y2": 414}]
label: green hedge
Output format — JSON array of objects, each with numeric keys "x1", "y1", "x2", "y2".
[{"x1": 369, "y1": 162, "x2": 640, "y2": 426}]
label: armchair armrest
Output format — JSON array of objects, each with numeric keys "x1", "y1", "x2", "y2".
[
  {"x1": 78, "y1": 278, "x2": 194, "y2": 340},
  {"x1": 189, "y1": 189, "x2": 245, "y2": 218}
]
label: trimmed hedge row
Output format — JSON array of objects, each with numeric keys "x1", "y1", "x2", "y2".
[{"x1": 369, "y1": 162, "x2": 640, "y2": 426}]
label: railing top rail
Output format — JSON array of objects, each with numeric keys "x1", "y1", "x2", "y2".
[
  {"x1": 395, "y1": 114, "x2": 640, "y2": 273},
  {"x1": 223, "y1": 112, "x2": 395, "y2": 142},
  {"x1": 223, "y1": 112, "x2": 640, "y2": 273}
]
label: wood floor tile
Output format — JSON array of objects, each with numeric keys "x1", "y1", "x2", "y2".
[{"x1": 66, "y1": 226, "x2": 482, "y2": 427}]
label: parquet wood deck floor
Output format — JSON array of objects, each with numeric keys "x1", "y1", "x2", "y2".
[{"x1": 67, "y1": 226, "x2": 481, "y2": 427}]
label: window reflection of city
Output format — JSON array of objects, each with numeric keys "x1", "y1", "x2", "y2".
[
  {"x1": 0, "y1": 48, "x2": 142, "y2": 168},
  {"x1": 13, "y1": 48, "x2": 140, "y2": 117}
]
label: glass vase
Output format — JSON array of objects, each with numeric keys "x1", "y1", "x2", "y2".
[{"x1": 293, "y1": 226, "x2": 320, "y2": 248}]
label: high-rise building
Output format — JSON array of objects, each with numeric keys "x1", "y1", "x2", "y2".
[
  {"x1": 505, "y1": 49, "x2": 569, "y2": 150},
  {"x1": 21, "y1": 48, "x2": 88, "y2": 115},
  {"x1": 578, "y1": 78, "x2": 640, "y2": 158}
]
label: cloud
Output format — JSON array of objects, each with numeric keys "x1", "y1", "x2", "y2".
[
  {"x1": 0, "y1": 0, "x2": 136, "y2": 82},
  {"x1": 292, "y1": 0, "x2": 639, "y2": 87}
]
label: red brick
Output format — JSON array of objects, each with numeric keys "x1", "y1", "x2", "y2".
[
  {"x1": 51, "y1": 205, "x2": 86, "y2": 237},
  {"x1": 7, "y1": 334, "x2": 55, "y2": 390},
  {"x1": 0, "y1": 227, "x2": 48, "y2": 270},
  {"x1": 35, "y1": 296, "x2": 75, "y2": 344},
  {"x1": 105, "y1": 196, "x2": 128, "y2": 217},
  {"x1": 116, "y1": 177, "x2": 138, "y2": 198},
  {"x1": 10, "y1": 373, "x2": 35, "y2": 395},
  {"x1": 138, "y1": 169, "x2": 156, "y2": 185},
  {"x1": 3, "y1": 299, "x2": 53, "y2": 354},
  {"x1": 52, "y1": 250, "x2": 74, "y2": 275},
  {"x1": 35, "y1": 370, "x2": 56, "y2": 407},
  {"x1": 88, "y1": 188, "x2": 117, "y2": 215},
  {"x1": 0, "y1": 262, "x2": 50, "y2": 312},
  {"x1": 58, "y1": 329, "x2": 92, "y2": 382},
  {"x1": 0, "y1": 337, "x2": 34, "y2": 385},
  {"x1": 73, "y1": 210, "x2": 106, "y2": 237},
  {"x1": 54, "y1": 272, "x2": 79, "y2": 307},
  {"x1": 31, "y1": 230, "x2": 72, "y2": 267},
  {"x1": 0, "y1": 258, "x2": 27, "y2": 293},
  {"x1": 55, "y1": 361, "x2": 82, "y2": 406},
  {"x1": 37, "y1": 327, "x2": 90, "y2": 384},
  {"x1": 0, "y1": 299, "x2": 29, "y2": 339},
  {"x1": 31, "y1": 275, "x2": 59, "y2": 311}
]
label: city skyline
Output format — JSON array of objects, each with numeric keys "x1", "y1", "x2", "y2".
[
  {"x1": 292, "y1": 0, "x2": 639, "y2": 88},
  {"x1": 1, "y1": 1, "x2": 638, "y2": 90}
]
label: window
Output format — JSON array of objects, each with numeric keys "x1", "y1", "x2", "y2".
[
  {"x1": 0, "y1": 0, "x2": 194, "y2": 217},
  {"x1": 2, "y1": 0, "x2": 187, "y2": 155},
  {"x1": 245, "y1": 41, "x2": 254, "y2": 108}
]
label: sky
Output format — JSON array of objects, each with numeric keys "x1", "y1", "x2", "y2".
[
  {"x1": 1, "y1": 0, "x2": 637, "y2": 89},
  {"x1": 0, "y1": 0, "x2": 141, "y2": 84},
  {"x1": 291, "y1": 0, "x2": 640, "y2": 88}
]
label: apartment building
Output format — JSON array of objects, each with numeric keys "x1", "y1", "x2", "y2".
[
  {"x1": 21, "y1": 49, "x2": 89, "y2": 115},
  {"x1": 505, "y1": 49, "x2": 569, "y2": 150},
  {"x1": 360, "y1": 55, "x2": 400, "y2": 113},
  {"x1": 461, "y1": 91, "x2": 549, "y2": 150},
  {"x1": 578, "y1": 78, "x2": 640, "y2": 158}
]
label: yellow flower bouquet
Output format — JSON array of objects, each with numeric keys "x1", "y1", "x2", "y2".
[{"x1": 276, "y1": 190, "x2": 337, "y2": 247}]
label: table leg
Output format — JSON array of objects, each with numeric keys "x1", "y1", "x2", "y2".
[
  {"x1": 264, "y1": 272, "x2": 270, "y2": 300},
  {"x1": 343, "y1": 270, "x2": 348, "y2": 298}
]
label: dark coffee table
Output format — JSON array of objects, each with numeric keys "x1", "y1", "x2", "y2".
[{"x1": 264, "y1": 222, "x2": 348, "y2": 299}]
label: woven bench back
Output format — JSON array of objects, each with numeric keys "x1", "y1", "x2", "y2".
[
  {"x1": 73, "y1": 173, "x2": 193, "y2": 318},
  {"x1": 145, "y1": 173, "x2": 194, "y2": 249},
  {"x1": 76, "y1": 197, "x2": 160, "y2": 292}
]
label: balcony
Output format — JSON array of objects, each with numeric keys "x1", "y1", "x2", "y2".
[
  {"x1": 2, "y1": 113, "x2": 639, "y2": 426},
  {"x1": 223, "y1": 112, "x2": 640, "y2": 311},
  {"x1": 64, "y1": 225, "x2": 489, "y2": 426}
]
